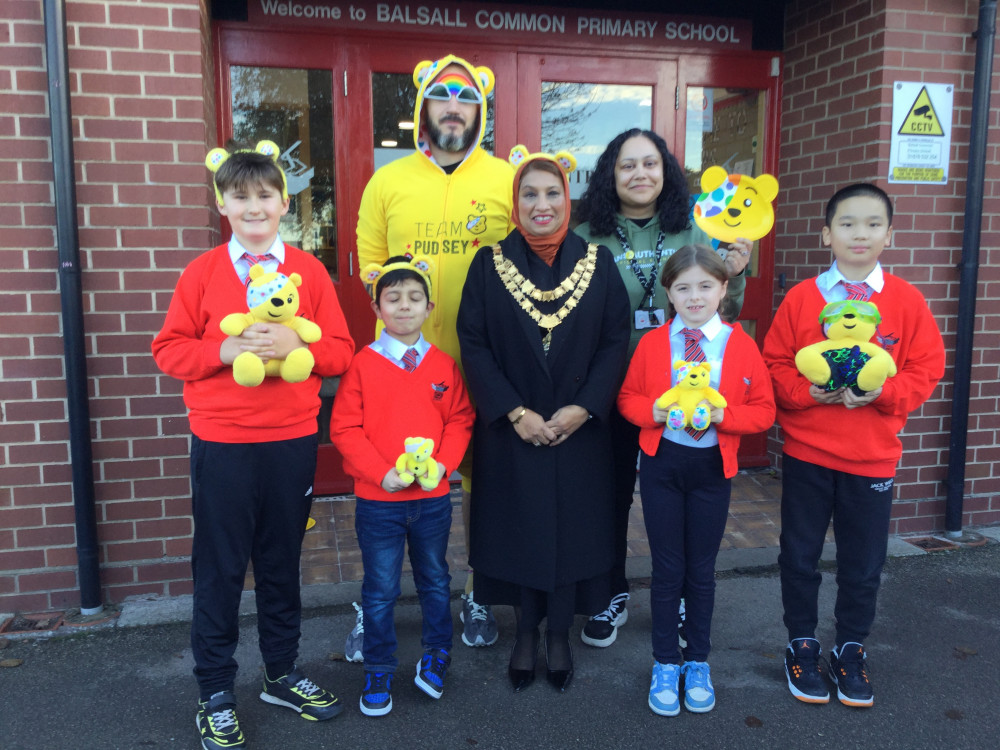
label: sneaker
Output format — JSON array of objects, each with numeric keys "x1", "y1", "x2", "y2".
[
  {"x1": 681, "y1": 660, "x2": 716, "y2": 712},
  {"x1": 414, "y1": 648, "x2": 451, "y2": 699},
  {"x1": 344, "y1": 601, "x2": 364, "y2": 663},
  {"x1": 648, "y1": 661, "x2": 681, "y2": 716},
  {"x1": 830, "y1": 642, "x2": 874, "y2": 707},
  {"x1": 196, "y1": 691, "x2": 245, "y2": 750},
  {"x1": 461, "y1": 591, "x2": 499, "y2": 647},
  {"x1": 677, "y1": 597, "x2": 687, "y2": 650},
  {"x1": 581, "y1": 592, "x2": 630, "y2": 647},
  {"x1": 360, "y1": 671, "x2": 392, "y2": 717},
  {"x1": 259, "y1": 667, "x2": 343, "y2": 721},
  {"x1": 784, "y1": 637, "x2": 830, "y2": 704}
]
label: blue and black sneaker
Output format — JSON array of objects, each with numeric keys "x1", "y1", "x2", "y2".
[
  {"x1": 784, "y1": 637, "x2": 830, "y2": 704},
  {"x1": 414, "y1": 648, "x2": 451, "y2": 699},
  {"x1": 830, "y1": 642, "x2": 874, "y2": 707},
  {"x1": 360, "y1": 671, "x2": 393, "y2": 717}
]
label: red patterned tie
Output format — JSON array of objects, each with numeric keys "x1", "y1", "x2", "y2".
[
  {"x1": 842, "y1": 281, "x2": 872, "y2": 301},
  {"x1": 681, "y1": 328, "x2": 708, "y2": 440},
  {"x1": 241, "y1": 252, "x2": 275, "y2": 285},
  {"x1": 402, "y1": 347, "x2": 419, "y2": 372}
]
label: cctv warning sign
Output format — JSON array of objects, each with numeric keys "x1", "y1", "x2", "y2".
[
  {"x1": 889, "y1": 82, "x2": 953, "y2": 185},
  {"x1": 898, "y1": 87, "x2": 944, "y2": 136}
]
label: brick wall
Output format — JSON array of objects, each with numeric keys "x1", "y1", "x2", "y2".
[
  {"x1": 0, "y1": 0, "x2": 216, "y2": 613},
  {"x1": 775, "y1": 0, "x2": 1000, "y2": 532}
]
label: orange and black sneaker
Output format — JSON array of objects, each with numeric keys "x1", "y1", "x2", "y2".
[
  {"x1": 830, "y1": 642, "x2": 874, "y2": 707},
  {"x1": 196, "y1": 691, "x2": 246, "y2": 750},
  {"x1": 784, "y1": 637, "x2": 830, "y2": 703}
]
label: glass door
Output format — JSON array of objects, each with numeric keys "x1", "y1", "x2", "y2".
[{"x1": 680, "y1": 54, "x2": 781, "y2": 467}]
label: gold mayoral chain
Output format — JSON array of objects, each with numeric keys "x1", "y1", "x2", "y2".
[{"x1": 492, "y1": 243, "x2": 598, "y2": 350}]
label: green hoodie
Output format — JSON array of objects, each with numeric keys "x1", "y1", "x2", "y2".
[{"x1": 574, "y1": 214, "x2": 745, "y2": 357}]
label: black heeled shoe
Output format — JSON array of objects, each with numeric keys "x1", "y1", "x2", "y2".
[
  {"x1": 545, "y1": 632, "x2": 574, "y2": 692},
  {"x1": 508, "y1": 629, "x2": 540, "y2": 692}
]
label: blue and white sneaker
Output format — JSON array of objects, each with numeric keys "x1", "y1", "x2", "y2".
[
  {"x1": 461, "y1": 591, "x2": 499, "y2": 647},
  {"x1": 648, "y1": 662, "x2": 681, "y2": 716},
  {"x1": 681, "y1": 661, "x2": 716, "y2": 712},
  {"x1": 359, "y1": 671, "x2": 392, "y2": 717},
  {"x1": 414, "y1": 648, "x2": 451, "y2": 699}
]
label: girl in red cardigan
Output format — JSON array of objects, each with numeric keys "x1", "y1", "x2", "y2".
[{"x1": 617, "y1": 245, "x2": 775, "y2": 717}]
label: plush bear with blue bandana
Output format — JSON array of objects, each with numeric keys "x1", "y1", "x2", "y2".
[{"x1": 219, "y1": 263, "x2": 322, "y2": 387}]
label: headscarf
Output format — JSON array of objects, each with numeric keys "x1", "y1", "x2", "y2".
[{"x1": 511, "y1": 156, "x2": 571, "y2": 266}]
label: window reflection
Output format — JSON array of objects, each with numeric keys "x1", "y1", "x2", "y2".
[
  {"x1": 540, "y1": 82, "x2": 652, "y2": 204},
  {"x1": 231, "y1": 66, "x2": 338, "y2": 280}
]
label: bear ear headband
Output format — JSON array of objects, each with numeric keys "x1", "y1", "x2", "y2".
[
  {"x1": 508, "y1": 145, "x2": 577, "y2": 175},
  {"x1": 361, "y1": 255, "x2": 435, "y2": 300},
  {"x1": 205, "y1": 140, "x2": 289, "y2": 206}
]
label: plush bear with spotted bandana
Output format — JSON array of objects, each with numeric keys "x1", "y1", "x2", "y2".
[
  {"x1": 693, "y1": 166, "x2": 779, "y2": 244},
  {"x1": 220, "y1": 264, "x2": 322, "y2": 387}
]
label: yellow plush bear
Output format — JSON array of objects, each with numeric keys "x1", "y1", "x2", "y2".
[
  {"x1": 219, "y1": 264, "x2": 322, "y2": 387},
  {"x1": 795, "y1": 299, "x2": 896, "y2": 395},
  {"x1": 395, "y1": 437, "x2": 441, "y2": 491},
  {"x1": 693, "y1": 166, "x2": 779, "y2": 244},
  {"x1": 655, "y1": 361, "x2": 728, "y2": 432}
]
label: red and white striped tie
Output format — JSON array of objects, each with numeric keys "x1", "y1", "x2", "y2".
[
  {"x1": 681, "y1": 328, "x2": 708, "y2": 440},
  {"x1": 842, "y1": 281, "x2": 872, "y2": 301},
  {"x1": 402, "y1": 347, "x2": 419, "y2": 372}
]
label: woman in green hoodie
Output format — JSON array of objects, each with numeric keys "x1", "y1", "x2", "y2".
[{"x1": 574, "y1": 128, "x2": 751, "y2": 648}]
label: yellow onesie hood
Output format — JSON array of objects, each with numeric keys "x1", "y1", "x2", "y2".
[{"x1": 412, "y1": 54, "x2": 496, "y2": 162}]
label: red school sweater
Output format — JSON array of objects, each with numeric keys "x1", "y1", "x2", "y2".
[
  {"x1": 151, "y1": 244, "x2": 354, "y2": 443},
  {"x1": 762, "y1": 272, "x2": 944, "y2": 477},
  {"x1": 329, "y1": 345, "x2": 474, "y2": 501},
  {"x1": 617, "y1": 321, "x2": 776, "y2": 479}
]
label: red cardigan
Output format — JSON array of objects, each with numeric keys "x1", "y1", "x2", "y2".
[
  {"x1": 762, "y1": 272, "x2": 944, "y2": 477},
  {"x1": 330, "y1": 345, "x2": 474, "y2": 501},
  {"x1": 152, "y1": 244, "x2": 354, "y2": 443},
  {"x1": 617, "y1": 321, "x2": 775, "y2": 478}
]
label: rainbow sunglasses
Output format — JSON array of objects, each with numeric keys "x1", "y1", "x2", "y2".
[
  {"x1": 818, "y1": 299, "x2": 881, "y2": 325},
  {"x1": 424, "y1": 73, "x2": 483, "y2": 104}
]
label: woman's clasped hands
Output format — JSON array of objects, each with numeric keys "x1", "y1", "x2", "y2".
[{"x1": 509, "y1": 404, "x2": 589, "y2": 447}]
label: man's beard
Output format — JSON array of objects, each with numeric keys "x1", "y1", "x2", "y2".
[{"x1": 427, "y1": 115, "x2": 476, "y2": 153}]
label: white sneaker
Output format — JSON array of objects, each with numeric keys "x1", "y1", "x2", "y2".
[{"x1": 344, "y1": 601, "x2": 363, "y2": 663}]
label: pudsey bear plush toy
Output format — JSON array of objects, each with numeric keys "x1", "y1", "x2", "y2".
[
  {"x1": 655, "y1": 360, "x2": 728, "y2": 432},
  {"x1": 693, "y1": 166, "x2": 779, "y2": 244},
  {"x1": 795, "y1": 299, "x2": 896, "y2": 395},
  {"x1": 219, "y1": 264, "x2": 322, "y2": 387},
  {"x1": 395, "y1": 437, "x2": 441, "y2": 491}
]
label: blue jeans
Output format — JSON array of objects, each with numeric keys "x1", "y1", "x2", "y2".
[
  {"x1": 355, "y1": 494, "x2": 453, "y2": 673},
  {"x1": 640, "y1": 439, "x2": 731, "y2": 664}
]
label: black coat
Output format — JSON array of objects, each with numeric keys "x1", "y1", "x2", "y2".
[{"x1": 457, "y1": 230, "x2": 630, "y2": 593}]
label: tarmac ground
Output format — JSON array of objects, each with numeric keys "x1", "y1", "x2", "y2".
[{"x1": 1, "y1": 527, "x2": 998, "y2": 750}]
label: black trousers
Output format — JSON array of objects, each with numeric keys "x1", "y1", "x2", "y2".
[
  {"x1": 778, "y1": 453, "x2": 894, "y2": 647},
  {"x1": 189, "y1": 433, "x2": 317, "y2": 698},
  {"x1": 608, "y1": 404, "x2": 642, "y2": 597}
]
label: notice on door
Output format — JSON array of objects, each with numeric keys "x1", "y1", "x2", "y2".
[{"x1": 889, "y1": 82, "x2": 953, "y2": 185}]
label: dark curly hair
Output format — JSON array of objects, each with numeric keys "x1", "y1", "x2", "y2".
[{"x1": 575, "y1": 128, "x2": 692, "y2": 237}]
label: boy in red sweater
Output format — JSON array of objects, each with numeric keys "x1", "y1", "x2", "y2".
[
  {"x1": 330, "y1": 256, "x2": 474, "y2": 717},
  {"x1": 152, "y1": 143, "x2": 354, "y2": 750},
  {"x1": 763, "y1": 183, "x2": 944, "y2": 709}
]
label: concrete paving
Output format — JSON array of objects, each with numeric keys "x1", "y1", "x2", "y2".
[{"x1": 1, "y1": 528, "x2": 997, "y2": 750}]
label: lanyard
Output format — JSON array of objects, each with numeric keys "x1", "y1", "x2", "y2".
[{"x1": 616, "y1": 225, "x2": 665, "y2": 309}]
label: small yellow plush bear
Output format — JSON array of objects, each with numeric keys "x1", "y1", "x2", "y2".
[
  {"x1": 395, "y1": 437, "x2": 441, "y2": 491},
  {"x1": 655, "y1": 361, "x2": 728, "y2": 432},
  {"x1": 795, "y1": 299, "x2": 897, "y2": 395},
  {"x1": 219, "y1": 264, "x2": 322, "y2": 387}
]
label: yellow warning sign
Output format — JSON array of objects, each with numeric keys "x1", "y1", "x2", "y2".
[{"x1": 898, "y1": 87, "x2": 944, "y2": 136}]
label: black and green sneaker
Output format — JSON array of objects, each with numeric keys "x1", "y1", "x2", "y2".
[
  {"x1": 196, "y1": 691, "x2": 246, "y2": 750},
  {"x1": 259, "y1": 667, "x2": 343, "y2": 721}
]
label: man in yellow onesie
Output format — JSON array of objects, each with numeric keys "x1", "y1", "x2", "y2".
[{"x1": 352, "y1": 53, "x2": 514, "y2": 654}]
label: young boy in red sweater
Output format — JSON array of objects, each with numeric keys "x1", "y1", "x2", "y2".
[
  {"x1": 152, "y1": 142, "x2": 354, "y2": 750},
  {"x1": 330, "y1": 255, "x2": 474, "y2": 717},
  {"x1": 763, "y1": 183, "x2": 944, "y2": 709}
]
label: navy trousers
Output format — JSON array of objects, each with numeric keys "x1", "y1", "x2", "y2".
[
  {"x1": 189, "y1": 433, "x2": 317, "y2": 698},
  {"x1": 640, "y1": 439, "x2": 731, "y2": 664},
  {"x1": 778, "y1": 453, "x2": 894, "y2": 647}
]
